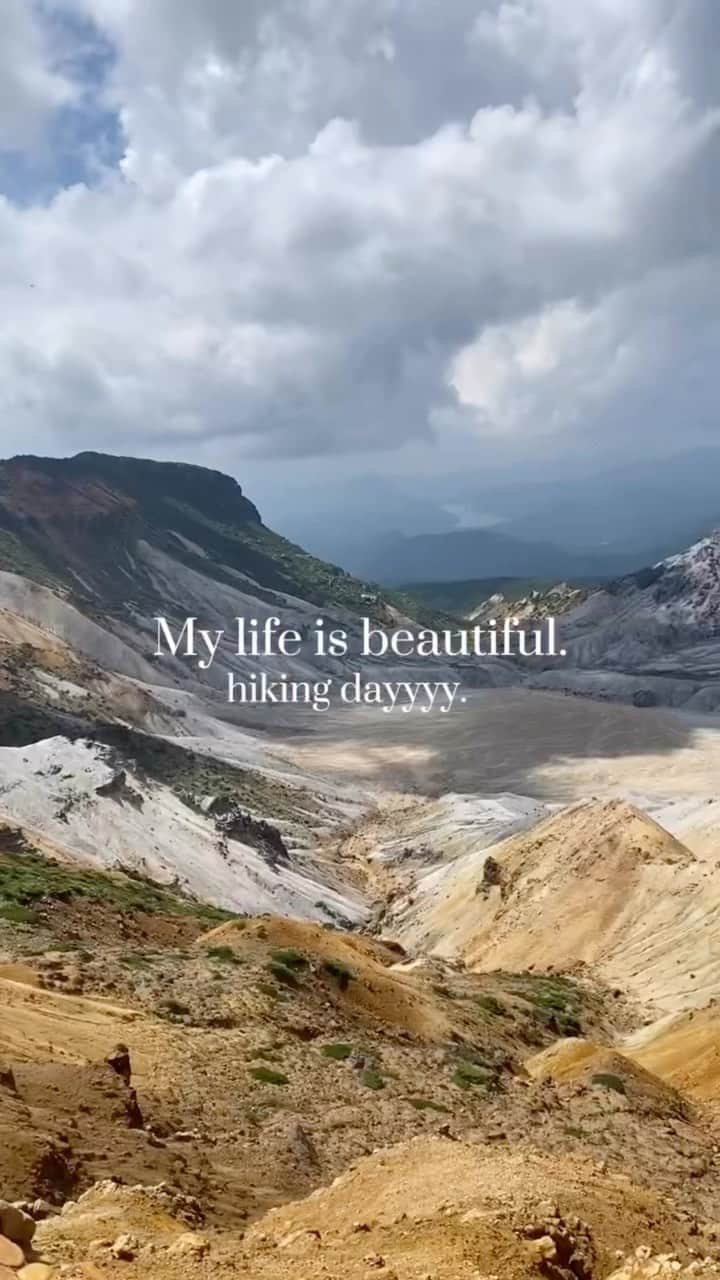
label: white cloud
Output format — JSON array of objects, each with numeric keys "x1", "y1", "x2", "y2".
[
  {"x1": 0, "y1": 0, "x2": 718, "y2": 469},
  {"x1": 450, "y1": 258, "x2": 720, "y2": 449},
  {"x1": 0, "y1": 0, "x2": 75, "y2": 148}
]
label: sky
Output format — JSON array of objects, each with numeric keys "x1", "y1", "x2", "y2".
[{"x1": 1, "y1": 0, "x2": 719, "y2": 532}]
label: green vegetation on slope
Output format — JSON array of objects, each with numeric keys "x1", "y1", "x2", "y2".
[
  {"x1": 0, "y1": 834, "x2": 234, "y2": 926},
  {"x1": 160, "y1": 496, "x2": 454, "y2": 625},
  {"x1": 89, "y1": 724, "x2": 312, "y2": 824},
  {"x1": 0, "y1": 528, "x2": 61, "y2": 588}
]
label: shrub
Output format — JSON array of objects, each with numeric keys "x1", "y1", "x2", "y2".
[
  {"x1": 207, "y1": 945, "x2": 242, "y2": 965},
  {"x1": 323, "y1": 959, "x2": 353, "y2": 991},
  {"x1": 452, "y1": 1062, "x2": 496, "y2": 1090},
  {"x1": 251, "y1": 1067, "x2": 289, "y2": 1087},
  {"x1": 361, "y1": 1069, "x2": 385, "y2": 1091},
  {"x1": 257, "y1": 981, "x2": 285, "y2": 1001},
  {"x1": 533, "y1": 991, "x2": 570, "y2": 1012},
  {"x1": 591, "y1": 1072, "x2": 627, "y2": 1095},
  {"x1": 474, "y1": 994, "x2": 507, "y2": 1017},
  {"x1": 322, "y1": 1043, "x2": 353, "y2": 1061},
  {"x1": 266, "y1": 960, "x2": 301, "y2": 988},
  {"x1": 270, "y1": 948, "x2": 307, "y2": 969},
  {"x1": 555, "y1": 1013, "x2": 582, "y2": 1037}
]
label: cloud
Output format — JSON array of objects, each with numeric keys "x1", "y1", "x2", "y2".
[
  {"x1": 0, "y1": 0, "x2": 76, "y2": 149},
  {"x1": 0, "y1": 0, "x2": 718, "y2": 469},
  {"x1": 450, "y1": 258, "x2": 720, "y2": 450}
]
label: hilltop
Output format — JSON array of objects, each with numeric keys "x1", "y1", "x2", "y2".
[{"x1": 389, "y1": 798, "x2": 720, "y2": 1012}]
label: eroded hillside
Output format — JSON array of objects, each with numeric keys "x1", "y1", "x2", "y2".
[{"x1": 2, "y1": 454, "x2": 720, "y2": 1277}]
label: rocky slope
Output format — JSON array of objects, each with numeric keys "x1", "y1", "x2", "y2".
[
  {"x1": 1, "y1": 860, "x2": 720, "y2": 1279},
  {"x1": 532, "y1": 534, "x2": 720, "y2": 709},
  {"x1": 0, "y1": 451, "x2": 494, "y2": 923},
  {"x1": 388, "y1": 798, "x2": 720, "y2": 1013},
  {"x1": 0, "y1": 451, "x2": 493, "y2": 690}
]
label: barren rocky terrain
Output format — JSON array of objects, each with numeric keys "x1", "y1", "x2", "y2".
[{"x1": 2, "y1": 454, "x2": 720, "y2": 1278}]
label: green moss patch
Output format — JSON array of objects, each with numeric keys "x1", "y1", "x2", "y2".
[
  {"x1": 321, "y1": 1043, "x2": 353, "y2": 1061},
  {"x1": 250, "y1": 1067, "x2": 289, "y2": 1087}
]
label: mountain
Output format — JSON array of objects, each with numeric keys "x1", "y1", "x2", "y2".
[
  {"x1": 0, "y1": 451, "x2": 392, "y2": 617},
  {"x1": 0, "y1": 451, "x2": 425, "y2": 923},
  {"x1": 400, "y1": 576, "x2": 592, "y2": 616},
  {"x1": 271, "y1": 449, "x2": 720, "y2": 583},
  {"x1": 0, "y1": 451, "x2": 509, "y2": 922},
  {"x1": 389, "y1": 798, "x2": 720, "y2": 1013},
  {"x1": 0, "y1": 449, "x2": 485, "y2": 694},
  {"x1": 532, "y1": 531, "x2": 720, "y2": 709},
  {"x1": 350, "y1": 525, "x2": 661, "y2": 586},
  {"x1": 261, "y1": 473, "x2": 462, "y2": 568},
  {"x1": 494, "y1": 448, "x2": 720, "y2": 556}
]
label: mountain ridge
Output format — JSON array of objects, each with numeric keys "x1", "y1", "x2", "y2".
[
  {"x1": 0, "y1": 451, "x2": 381, "y2": 615},
  {"x1": 347, "y1": 524, "x2": 660, "y2": 585}
]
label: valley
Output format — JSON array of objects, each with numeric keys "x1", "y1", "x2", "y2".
[{"x1": 1, "y1": 454, "x2": 720, "y2": 1279}]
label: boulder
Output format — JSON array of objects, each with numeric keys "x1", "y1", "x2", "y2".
[
  {"x1": 0, "y1": 1234, "x2": 25, "y2": 1267},
  {"x1": 167, "y1": 1233, "x2": 211, "y2": 1259},
  {"x1": 0, "y1": 1200, "x2": 36, "y2": 1247}
]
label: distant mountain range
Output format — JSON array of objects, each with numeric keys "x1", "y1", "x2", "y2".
[
  {"x1": 350, "y1": 525, "x2": 671, "y2": 586},
  {"x1": 278, "y1": 448, "x2": 720, "y2": 587}
]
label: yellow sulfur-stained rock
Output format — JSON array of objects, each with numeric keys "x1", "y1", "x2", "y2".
[{"x1": 18, "y1": 1266, "x2": 57, "y2": 1280}]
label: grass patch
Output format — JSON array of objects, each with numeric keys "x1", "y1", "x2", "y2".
[
  {"x1": 270, "y1": 948, "x2": 308, "y2": 969},
  {"x1": 0, "y1": 903, "x2": 38, "y2": 925},
  {"x1": 361, "y1": 1069, "x2": 385, "y2": 1091},
  {"x1": 266, "y1": 960, "x2": 301, "y2": 989},
  {"x1": 0, "y1": 842, "x2": 233, "y2": 924},
  {"x1": 407, "y1": 1097, "x2": 451, "y2": 1113},
  {"x1": 452, "y1": 1062, "x2": 497, "y2": 1091},
  {"x1": 206, "y1": 945, "x2": 243, "y2": 966},
  {"x1": 508, "y1": 975, "x2": 585, "y2": 1036},
  {"x1": 89, "y1": 723, "x2": 308, "y2": 825},
  {"x1": 510, "y1": 974, "x2": 582, "y2": 1011},
  {"x1": 554, "y1": 1013, "x2": 583, "y2": 1037},
  {"x1": 473, "y1": 994, "x2": 507, "y2": 1017},
  {"x1": 321, "y1": 1043, "x2": 353, "y2": 1061},
  {"x1": 250, "y1": 1067, "x2": 289, "y2": 1087}
]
